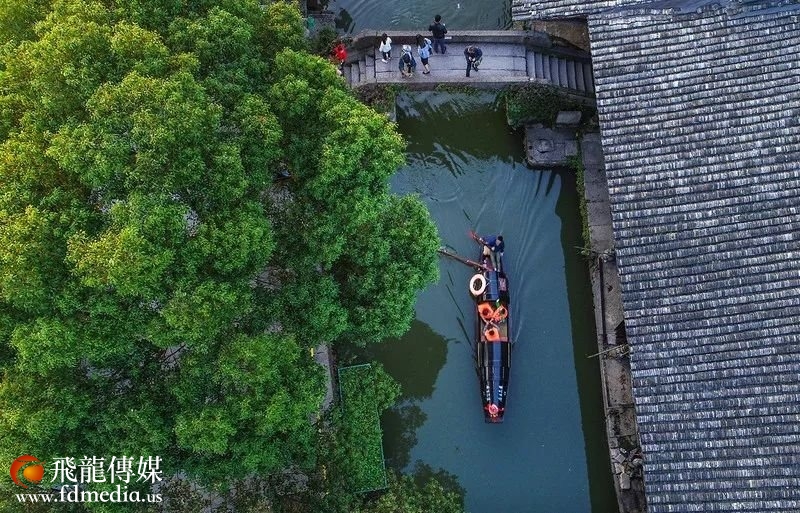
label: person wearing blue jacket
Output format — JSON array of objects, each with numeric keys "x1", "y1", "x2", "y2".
[
  {"x1": 399, "y1": 45, "x2": 417, "y2": 77},
  {"x1": 416, "y1": 34, "x2": 432, "y2": 74},
  {"x1": 464, "y1": 46, "x2": 483, "y2": 77},
  {"x1": 480, "y1": 234, "x2": 504, "y2": 269}
]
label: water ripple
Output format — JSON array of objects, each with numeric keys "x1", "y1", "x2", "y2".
[{"x1": 328, "y1": 0, "x2": 512, "y2": 33}]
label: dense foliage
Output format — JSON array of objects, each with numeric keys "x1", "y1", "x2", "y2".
[
  {"x1": 337, "y1": 364, "x2": 400, "y2": 492},
  {"x1": 0, "y1": 0, "x2": 438, "y2": 506},
  {"x1": 354, "y1": 470, "x2": 465, "y2": 513},
  {"x1": 503, "y1": 83, "x2": 595, "y2": 128}
]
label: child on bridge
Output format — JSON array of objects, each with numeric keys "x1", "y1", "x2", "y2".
[{"x1": 399, "y1": 45, "x2": 417, "y2": 78}]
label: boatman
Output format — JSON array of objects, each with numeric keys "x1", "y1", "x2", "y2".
[{"x1": 480, "y1": 235, "x2": 504, "y2": 270}]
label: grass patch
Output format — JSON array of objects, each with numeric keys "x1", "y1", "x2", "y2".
[
  {"x1": 338, "y1": 364, "x2": 389, "y2": 492},
  {"x1": 433, "y1": 83, "x2": 480, "y2": 94},
  {"x1": 503, "y1": 83, "x2": 595, "y2": 128},
  {"x1": 567, "y1": 151, "x2": 592, "y2": 258},
  {"x1": 355, "y1": 84, "x2": 402, "y2": 116}
]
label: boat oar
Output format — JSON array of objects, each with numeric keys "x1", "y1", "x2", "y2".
[{"x1": 437, "y1": 248, "x2": 491, "y2": 272}]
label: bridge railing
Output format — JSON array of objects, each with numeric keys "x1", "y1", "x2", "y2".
[{"x1": 343, "y1": 29, "x2": 591, "y2": 65}]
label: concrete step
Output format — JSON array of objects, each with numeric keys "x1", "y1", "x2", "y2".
[
  {"x1": 526, "y1": 51, "x2": 534, "y2": 78},
  {"x1": 567, "y1": 60, "x2": 577, "y2": 90},
  {"x1": 576, "y1": 62, "x2": 586, "y2": 92},
  {"x1": 583, "y1": 62, "x2": 595, "y2": 94},
  {"x1": 533, "y1": 52, "x2": 544, "y2": 79},
  {"x1": 344, "y1": 64, "x2": 353, "y2": 85},
  {"x1": 363, "y1": 56, "x2": 374, "y2": 84},
  {"x1": 542, "y1": 54, "x2": 551, "y2": 81},
  {"x1": 549, "y1": 57, "x2": 559, "y2": 86}
]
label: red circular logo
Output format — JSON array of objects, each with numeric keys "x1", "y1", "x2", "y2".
[{"x1": 10, "y1": 455, "x2": 44, "y2": 488}]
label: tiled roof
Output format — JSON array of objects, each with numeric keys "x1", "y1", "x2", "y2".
[
  {"x1": 512, "y1": 0, "x2": 797, "y2": 20},
  {"x1": 587, "y1": 1, "x2": 800, "y2": 511},
  {"x1": 512, "y1": 0, "x2": 649, "y2": 20}
]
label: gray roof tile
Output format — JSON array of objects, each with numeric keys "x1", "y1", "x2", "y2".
[{"x1": 573, "y1": 0, "x2": 800, "y2": 511}]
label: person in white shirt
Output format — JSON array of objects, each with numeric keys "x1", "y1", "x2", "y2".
[{"x1": 379, "y1": 33, "x2": 392, "y2": 63}]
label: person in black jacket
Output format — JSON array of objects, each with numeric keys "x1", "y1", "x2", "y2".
[
  {"x1": 464, "y1": 46, "x2": 483, "y2": 77},
  {"x1": 428, "y1": 14, "x2": 447, "y2": 54}
]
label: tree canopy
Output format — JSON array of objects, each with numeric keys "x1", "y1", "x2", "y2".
[
  {"x1": 0, "y1": 0, "x2": 438, "y2": 503},
  {"x1": 354, "y1": 471, "x2": 465, "y2": 513}
]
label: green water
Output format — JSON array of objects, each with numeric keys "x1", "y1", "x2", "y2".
[
  {"x1": 327, "y1": 0, "x2": 512, "y2": 34},
  {"x1": 345, "y1": 92, "x2": 615, "y2": 512}
]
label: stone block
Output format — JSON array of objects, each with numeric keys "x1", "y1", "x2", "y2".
[
  {"x1": 580, "y1": 136, "x2": 604, "y2": 167},
  {"x1": 589, "y1": 223, "x2": 615, "y2": 254},
  {"x1": 619, "y1": 471, "x2": 631, "y2": 490},
  {"x1": 588, "y1": 200, "x2": 612, "y2": 225},
  {"x1": 584, "y1": 174, "x2": 610, "y2": 203},
  {"x1": 555, "y1": 110, "x2": 582, "y2": 126},
  {"x1": 535, "y1": 139, "x2": 554, "y2": 153}
]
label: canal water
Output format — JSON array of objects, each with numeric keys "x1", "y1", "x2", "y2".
[
  {"x1": 343, "y1": 92, "x2": 616, "y2": 512},
  {"x1": 327, "y1": 0, "x2": 512, "y2": 33}
]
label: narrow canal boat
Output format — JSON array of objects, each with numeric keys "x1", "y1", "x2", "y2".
[{"x1": 469, "y1": 232, "x2": 511, "y2": 423}]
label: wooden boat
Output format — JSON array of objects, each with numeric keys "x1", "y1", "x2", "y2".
[{"x1": 469, "y1": 233, "x2": 511, "y2": 423}]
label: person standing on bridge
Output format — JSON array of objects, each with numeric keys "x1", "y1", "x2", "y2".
[
  {"x1": 428, "y1": 14, "x2": 447, "y2": 54},
  {"x1": 399, "y1": 45, "x2": 417, "y2": 78},
  {"x1": 464, "y1": 45, "x2": 483, "y2": 77},
  {"x1": 416, "y1": 34, "x2": 432, "y2": 74},
  {"x1": 379, "y1": 33, "x2": 392, "y2": 63}
]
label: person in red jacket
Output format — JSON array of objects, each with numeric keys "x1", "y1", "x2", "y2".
[{"x1": 331, "y1": 41, "x2": 347, "y2": 74}]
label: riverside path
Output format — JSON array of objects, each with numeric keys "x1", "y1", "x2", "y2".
[{"x1": 341, "y1": 30, "x2": 595, "y2": 95}]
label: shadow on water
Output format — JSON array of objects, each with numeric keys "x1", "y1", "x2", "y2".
[
  {"x1": 333, "y1": 8, "x2": 353, "y2": 33},
  {"x1": 367, "y1": 320, "x2": 449, "y2": 400},
  {"x1": 556, "y1": 172, "x2": 618, "y2": 511},
  {"x1": 340, "y1": 320, "x2": 449, "y2": 471}
]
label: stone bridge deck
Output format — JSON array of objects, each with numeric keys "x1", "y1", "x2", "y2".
[{"x1": 342, "y1": 30, "x2": 595, "y2": 95}]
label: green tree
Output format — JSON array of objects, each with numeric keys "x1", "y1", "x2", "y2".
[
  {"x1": 354, "y1": 471, "x2": 465, "y2": 513},
  {"x1": 0, "y1": 0, "x2": 437, "y2": 503}
]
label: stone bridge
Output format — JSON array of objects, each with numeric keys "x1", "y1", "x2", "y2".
[{"x1": 341, "y1": 30, "x2": 595, "y2": 96}]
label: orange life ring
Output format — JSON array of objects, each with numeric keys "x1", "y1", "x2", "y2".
[
  {"x1": 487, "y1": 403, "x2": 499, "y2": 416},
  {"x1": 492, "y1": 305, "x2": 508, "y2": 322},
  {"x1": 484, "y1": 327, "x2": 501, "y2": 342},
  {"x1": 477, "y1": 302, "x2": 495, "y2": 321},
  {"x1": 469, "y1": 274, "x2": 487, "y2": 296}
]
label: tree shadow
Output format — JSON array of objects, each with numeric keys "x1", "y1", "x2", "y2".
[
  {"x1": 381, "y1": 401, "x2": 426, "y2": 470},
  {"x1": 362, "y1": 320, "x2": 448, "y2": 401}
]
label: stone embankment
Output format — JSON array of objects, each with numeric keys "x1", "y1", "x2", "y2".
[{"x1": 581, "y1": 134, "x2": 649, "y2": 513}]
